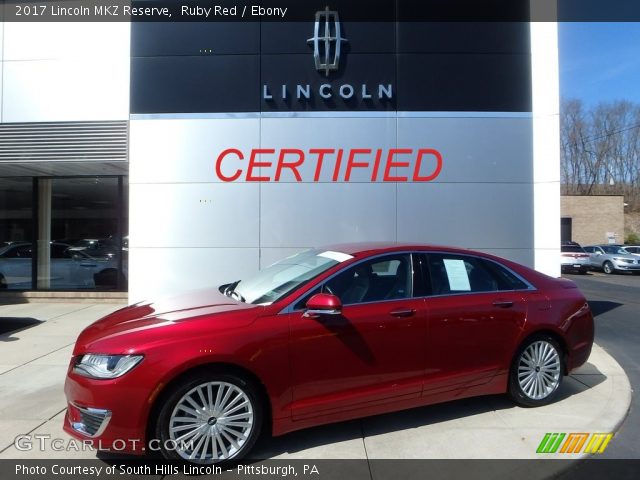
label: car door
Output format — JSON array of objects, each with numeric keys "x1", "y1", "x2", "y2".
[
  {"x1": 286, "y1": 253, "x2": 427, "y2": 420},
  {"x1": 588, "y1": 246, "x2": 605, "y2": 267},
  {"x1": 421, "y1": 252, "x2": 528, "y2": 394}
]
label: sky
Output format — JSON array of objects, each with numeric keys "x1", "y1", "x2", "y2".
[{"x1": 559, "y1": 22, "x2": 640, "y2": 106}]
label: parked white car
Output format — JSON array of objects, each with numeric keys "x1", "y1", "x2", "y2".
[{"x1": 560, "y1": 241, "x2": 590, "y2": 274}]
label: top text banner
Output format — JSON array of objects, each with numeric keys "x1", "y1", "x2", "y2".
[{"x1": 2, "y1": 0, "x2": 640, "y2": 22}]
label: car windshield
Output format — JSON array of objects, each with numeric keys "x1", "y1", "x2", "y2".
[
  {"x1": 603, "y1": 246, "x2": 628, "y2": 255},
  {"x1": 230, "y1": 249, "x2": 351, "y2": 305}
]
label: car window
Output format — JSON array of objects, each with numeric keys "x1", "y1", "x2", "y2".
[
  {"x1": 322, "y1": 254, "x2": 412, "y2": 305},
  {"x1": 427, "y1": 253, "x2": 503, "y2": 295},
  {"x1": 479, "y1": 259, "x2": 529, "y2": 290},
  {"x1": 603, "y1": 246, "x2": 627, "y2": 255},
  {"x1": 561, "y1": 245, "x2": 585, "y2": 253}
]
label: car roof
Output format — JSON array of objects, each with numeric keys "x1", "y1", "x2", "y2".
[{"x1": 320, "y1": 242, "x2": 494, "y2": 258}]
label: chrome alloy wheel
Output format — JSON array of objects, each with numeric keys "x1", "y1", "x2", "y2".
[
  {"x1": 168, "y1": 381, "x2": 254, "y2": 462},
  {"x1": 517, "y1": 340, "x2": 561, "y2": 401}
]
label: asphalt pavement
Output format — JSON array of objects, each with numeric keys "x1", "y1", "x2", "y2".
[{"x1": 567, "y1": 272, "x2": 640, "y2": 458}]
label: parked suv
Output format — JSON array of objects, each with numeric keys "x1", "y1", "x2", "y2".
[
  {"x1": 583, "y1": 244, "x2": 640, "y2": 274},
  {"x1": 560, "y1": 241, "x2": 590, "y2": 274},
  {"x1": 621, "y1": 245, "x2": 640, "y2": 257}
]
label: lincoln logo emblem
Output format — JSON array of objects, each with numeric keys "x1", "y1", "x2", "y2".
[{"x1": 307, "y1": 6, "x2": 348, "y2": 76}]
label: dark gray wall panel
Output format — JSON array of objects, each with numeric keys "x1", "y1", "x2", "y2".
[
  {"x1": 130, "y1": 56, "x2": 260, "y2": 113},
  {"x1": 397, "y1": 53, "x2": 532, "y2": 111},
  {"x1": 131, "y1": 22, "x2": 260, "y2": 56},
  {"x1": 397, "y1": 22, "x2": 530, "y2": 53}
]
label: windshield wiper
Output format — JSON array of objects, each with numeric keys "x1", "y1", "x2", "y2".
[{"x1": 224, "y1": 280, "x2": 245, "y2": 302}]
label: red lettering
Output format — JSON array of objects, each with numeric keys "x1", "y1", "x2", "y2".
[
  {"x1": 215, "y1": 148, "x2": 244, "y2": 182},
  {"x1": 332, "y1": 149, "x2": 344, "y2": 182},
  {"x1": 246, "y1": 149, "x2": 274, "y2": 182},
  {"x1": 345, "y1": 149, "x2": 371, "y2": 181},
  {"x1": 309, "y1": 149, "x2": 334, "y2": 182},
  {"x1": 275, "y1": 149, "x2": 305, "y2": 181},
  {"x1": 383, "y1": 149, "x2": 412, "y2": 182},
  {"x1": 413, "y1": 149, "x2": 443, "y2": 181},
  {"x1": 371, "y1": 149, "x2": 382, "y2": 181}
]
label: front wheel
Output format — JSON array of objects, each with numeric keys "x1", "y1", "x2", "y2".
[
  {"x1": 508, "y1": 335, "x2": 564, "y2": 407},
  {"x1": 602, "y1": 261, "x2": 615, "y2": 274},
  {"x1": 155, "y1": 372, "x2": 263, "y2": 465}
]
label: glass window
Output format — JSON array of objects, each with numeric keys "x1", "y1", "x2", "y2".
[
  {"x1": 39, "y1": 177, "x2": 127, "y2": 290},
  {"x1": 427, "y1": 253, "x2": 501, "y2": 294},
  {"x1": 0, "y1": 178, "x2": 34, "y2": 289},
  {"x1": 323, "y1": 254, "x2": 412, "y2": 305},
  {"x1": 230, "y1": 249, "x2": 343, "y2": 305},
  {"x1": 479, "y1": 259, "x2": 529, "y2": 291}
]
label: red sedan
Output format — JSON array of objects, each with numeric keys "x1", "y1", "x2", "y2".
[{"x1": 64, "y1": 243, "x2": 593, "y2": 463}]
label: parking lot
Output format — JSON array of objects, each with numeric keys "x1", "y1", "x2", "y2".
[{"x1": 563, "y1": 271, "x2": 640, "y2": 459}]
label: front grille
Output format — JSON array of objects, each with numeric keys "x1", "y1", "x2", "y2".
[{"x1": 70, "y1": 404, "x2": 111, "y2": 437}]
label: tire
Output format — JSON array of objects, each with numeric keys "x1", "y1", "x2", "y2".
[
  {"x1": 508, "y1": 334, "x2": 564, "y2": 407},
  {"x1": 602, "y1": 261, "x2": 615, "y2": 274},
  {"x1": 155, "y1": 372, "x2": 263, "y2": 465}
]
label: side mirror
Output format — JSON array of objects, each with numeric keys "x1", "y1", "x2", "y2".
[{"x1": 304, "y1": 293, "x2": 342, "y2": 318}]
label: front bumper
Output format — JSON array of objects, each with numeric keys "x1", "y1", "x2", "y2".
[
  {"x1": 612, "y1": 261, "x2": 640, "y2": 271},
  {"x1": 63, "y1": 369, "x2": 150, "y2": 455}
]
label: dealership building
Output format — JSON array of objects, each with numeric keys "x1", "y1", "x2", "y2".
[{"x1": 0, "y1": 1, "x2": 560, "y2": 302}]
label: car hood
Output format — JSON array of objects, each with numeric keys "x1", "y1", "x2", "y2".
[{"x1": 75, "y1": 288, "x2": 259, "y2": 349}]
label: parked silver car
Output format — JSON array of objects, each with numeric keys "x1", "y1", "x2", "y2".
[
  {"x1": 622, "y1": 245, "x2": 640, "y2": 257},
  {"x1": 583, "y1": 244, "x2": 640, "y2": 274}
]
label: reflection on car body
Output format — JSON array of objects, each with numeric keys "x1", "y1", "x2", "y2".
[{"x1": 64, "y1": 243, "x2": 594, "y2": 465}]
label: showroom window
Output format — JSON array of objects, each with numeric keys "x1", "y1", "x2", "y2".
[{"x1": 0, "y1": 176, "x2": 127, "y2": 291}]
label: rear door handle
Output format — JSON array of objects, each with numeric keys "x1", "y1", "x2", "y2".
[
  {"x1": 492, "y1": 300, "x2": 514, "y2": 308},
  {"x1": 390, "y1": 308, "x2": 416, "y2": 318}
]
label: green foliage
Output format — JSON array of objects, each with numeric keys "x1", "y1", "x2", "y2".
[{"x1": 625, "y1": 232, "x2": 640, "y2": 245}]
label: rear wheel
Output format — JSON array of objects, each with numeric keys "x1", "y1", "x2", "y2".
[
  {"x1": 508, "y1": 335, "x2": 564, "y2": 407},
  {"x1": 602, "y1": 261, "x2": 615, "y2": 274},
  {"x1": 155, "y1": 372, "x2": 262, "y2": 465}
]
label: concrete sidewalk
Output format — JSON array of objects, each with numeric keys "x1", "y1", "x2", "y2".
[{"x1": 0, "y1": 302, "x2": 632, "y2": 462}]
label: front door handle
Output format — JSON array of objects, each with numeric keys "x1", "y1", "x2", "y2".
[
  {"x1": 492, "y1": 300, "x2": 514, "y2": 308},
  {"x1": 389, "y1": 308, "x2": 416, "y2": 318}
]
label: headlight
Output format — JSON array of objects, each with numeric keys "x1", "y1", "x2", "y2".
[
  {"x1": 73, "y1": 354, "x2": 143, "y2": 379},
  {"x1": 614, "y1": 257, "x2": 633, "y2": 263}
]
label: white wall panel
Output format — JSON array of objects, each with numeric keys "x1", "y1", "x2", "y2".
[
  {"x1": 260, "y1": 117, "x2": 397, "y2": 182},
  {"x1": 3, "y1": 22, "x2": 130, "y2": 60},
  {"x1": 397, "y1": 117, "x2": 533, "y2": 183},
  {"x1": 531, "y1": 22, "x2": 561, "y2": 277},
  {"x1": 396, "y1": 183, "x2": 534, "y2": 249},
  {"x1": 129, "y1": 247, "x2": 259, "y2": 303},
  {"x1": 129, "y1": 183, "x2": 259, "y2": 248},
  {"x1": 2, "y1": 58, "x2": 130, "y2": 122},
  {"x1": 129, "y1": 118, "x2": 260, "y2": 184},
  {"x1": 471, "y1": 248, "x2": 535, "y2": 269},
  {"x1": 260, "y1": 182, "x2": 397, "y2": 247}
]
